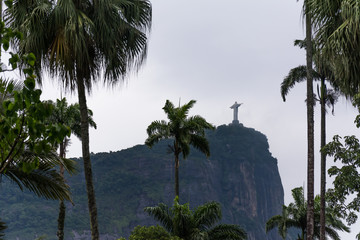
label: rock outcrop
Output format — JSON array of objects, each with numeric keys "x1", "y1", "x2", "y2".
[{"x1": 0, "y1": 124, "x2": 284, "y2": 240}]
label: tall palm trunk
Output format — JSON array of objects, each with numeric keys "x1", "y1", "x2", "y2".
[
  {"x1": 305, "y1": 4, "x2": 315, "y2": 240},
  {"x1": 77, "y1": 78, "x2": 99, "y2": 240},
  {"x1": 57, "y1": 142, "x2": 66, "y2": 240},
  {"x1": 319, "y1": 78, "x2": 326, "y2": 240}
]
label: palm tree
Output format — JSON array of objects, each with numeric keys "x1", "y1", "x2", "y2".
[
  {"x1": 281, "y1": 39, "x2": 340, "y2": 240},
  {"x1": 308, "y1": 0, "x2": 360, "y2": 96},
  {"x1": 145, "y1": 100, "x2": 215, "y2": 198},
  {"x1": 304, "y1": 1, "x2": 360, "y2": 238},
  {"x1": 5, "y1": 1, "x2": 152, "y2": 239},
  {"x1": 305, "y1": 11, "x2": 315, "y2": 240},
  {"x1": 265, "y1": 187, "x2": 350, "y2": 240},
  {"x1": 297, "y1": 1, "x2": 315, "y2": 238},
  {"x1": 265, "y1": 205, "x2": 297, "y2": 239},
  {"x1": 48, "y1": 98, "x2": 96, "y2": 240},
  {"x1": 144, "y1": 197, "x2": 247, "y2": 240}
]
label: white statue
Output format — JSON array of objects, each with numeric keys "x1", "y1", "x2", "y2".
[{"x1": 230, "y1": 101, "x2": 242, "y2": 124}]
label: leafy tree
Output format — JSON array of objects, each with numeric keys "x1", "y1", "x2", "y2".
[
  {"x1": 144, "y1": 197, "x2": 247, "y2": 240},
  {"x1": 47, "y1": 98, "x2": 96, "y2": 240},
  {"x1": 322, "y1": 95, "x2": 360, "y2": 238},
  {"x1": 5, "y1": 0, "x2": 152, "y2": 238},
  {"x1": 0, "y1": 11, "x2": 75, "y2": 238},
  {"x1": 0, "y1": 61, "x2": 74, "y2": 200},
  {"x1": 145, "y1": 100, "x2": 215, "y2": 198},
  {"x1": 265, "y1": 187, "x2": 349, "y2": 240},
  {"x1": 0, "y1": 21, "x2": 74, "y2": 201},
  {"x1": 0, "y1": 79, "x2": 23, "y2": 108},
  {"x1": 118, "y1": 225, "x2": 182, "y2": 240}
]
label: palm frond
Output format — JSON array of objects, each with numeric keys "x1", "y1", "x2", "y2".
[
  {"x1": 144, "y1": 203, "x2": 173, "y2": 233},
  {"x1": 207, "y1": 224, "x2": 247, "y2": 240},
  {"x1": 163, "y1": 100, "x2": 176, "y2": 120},
  {"x1": 309, "y1": 0, "x2": 360, "y2": 95},
  {"x1": 325, "y1": 89, "x2": 339, "y2": 115},
  {"x1": 93, "y1": 0, "x2": 151, "y2": 83},
  {"x1": 145, "y1": 120, "x2": 170, "y2": 147},
  {"x1": 189, "y1": 135, "x2": 211, "y2": 158},
  {"x1": 193, "y1": 201, "x2": 222, "y2": 230},
  {"x1": 186, "y1": 115, "x2": 215, "y2": 133},
  {"x1": 18, "y1": 150, "x2": 77, "y2": 174},
  {"x1": 266, "y1": 214, "x2": 287, "y2": 239},
  {"x1": 177, "y1": 100, "x2": 196, "y2": 120},
  {"x1": 4, "y1": 162, "x2": 71, "y2": 201},
  {"x1": 0, "y1": 78, "x2": 24, "y2": 111},
  {"x1": 281, "y1": 65, "x2": 308, "y2": 101},
  {"x1": 177, "y1": 139, "x2": 190, "y2": 159}
]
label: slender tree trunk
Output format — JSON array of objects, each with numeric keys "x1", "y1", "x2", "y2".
[
  {"x1": 305, "y1": 5, "x2": 315, "y2": 240},
  {"x1": 57, "y1": 201, "x2": 66, "y2": 240},
  {"x1": 77, "y1": 79, "x2": 99, "y2": 240},
  {"x1": 320, "y1": 78, "x2": 326, "y2": 240},
  {"x1": 57, "y1": 142, "x2": 66, "y2": 240}
]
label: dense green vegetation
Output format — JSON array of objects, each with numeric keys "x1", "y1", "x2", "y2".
[
  {"x1": 291, "y1": 1, "x2": 360, "y2": 239},
  {"x1": 0, "y1": 8, "x2": 77, "y2": 239},
  {"x1": 1, "y1": 124, "x2": 283, "y2": 239},
  {"x1": 321, "y1": 96, "x2": 360, "y2": 235},
  {"x1": 6, "y1": 0, "x2": 152, "y2": 238},
  {"x1": 266, "y1": 187, "x2": 349, "y2": 240},
  {"x1": 144, "y1": 197, "x2": 247, "y2": 240},
  {"x1": 118, "y1": 225, "x2": 182, "y2": 240}
]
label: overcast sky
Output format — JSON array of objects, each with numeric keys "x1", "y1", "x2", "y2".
[{"x1": 37, "y1": 0, "x2": 359, "y2": 238}]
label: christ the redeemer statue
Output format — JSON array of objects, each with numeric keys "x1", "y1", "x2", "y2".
[{"x1": 230, "y1": 101, "x2": 242, "y2": 124}]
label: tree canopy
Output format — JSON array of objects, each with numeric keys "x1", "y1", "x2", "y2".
[{"x1": 145, "y1": 197, "x2": 247, "y2": 240}]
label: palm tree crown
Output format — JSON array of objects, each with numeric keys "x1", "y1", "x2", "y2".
[
  {"x1": 145, "y1": 197, "x2": 247, "y2": 240},
  {"x1": 266, "y1": 187, "x2": 350, "y2": 240},
  {"x1": 5, "y1": 0, "x2": 152, "y2": 90},
  {"x1": 145, "y1": 100, "x2": 215, "y2": 198},
  {"x1": 47, "y1": 97, "x2": 96, "y2": 240}
]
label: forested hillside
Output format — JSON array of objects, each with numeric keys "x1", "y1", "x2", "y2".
[{"x1": 0, "y1": 124, "x2": 284, "y2": 240}]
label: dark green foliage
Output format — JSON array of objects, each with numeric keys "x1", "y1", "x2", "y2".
[
  {"x1": 118, "y1": 225, "x2": 182, "y2": 240},
  {"x1": 324, "y1": 135, "x2": 360, "y2": 226},
  {"x1": 146, "y1": 99, "x2": 215, "y2": 198},
  {"x1": 321, "y1": 95, "x2": 360, "y2": 239},
  {"x1": 0, "y1": 13, "x2": 75, "y2": 240},
  {"x1": 265, "y1": 187, "x2": 349, "y2": 240},
  {"x1": 145, "y1": 197, "x2": 247, "y2": 240},
  {"x1": 1, "y1": 124, "x2": 283, "y2": 240},
  {"x1": 47, "y1": 98, "x2": 97, "y2": 141}
]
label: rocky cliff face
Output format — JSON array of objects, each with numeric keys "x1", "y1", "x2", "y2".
[{"x1": 0, "y1": 124, "x2": 284, "y2": 240}]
